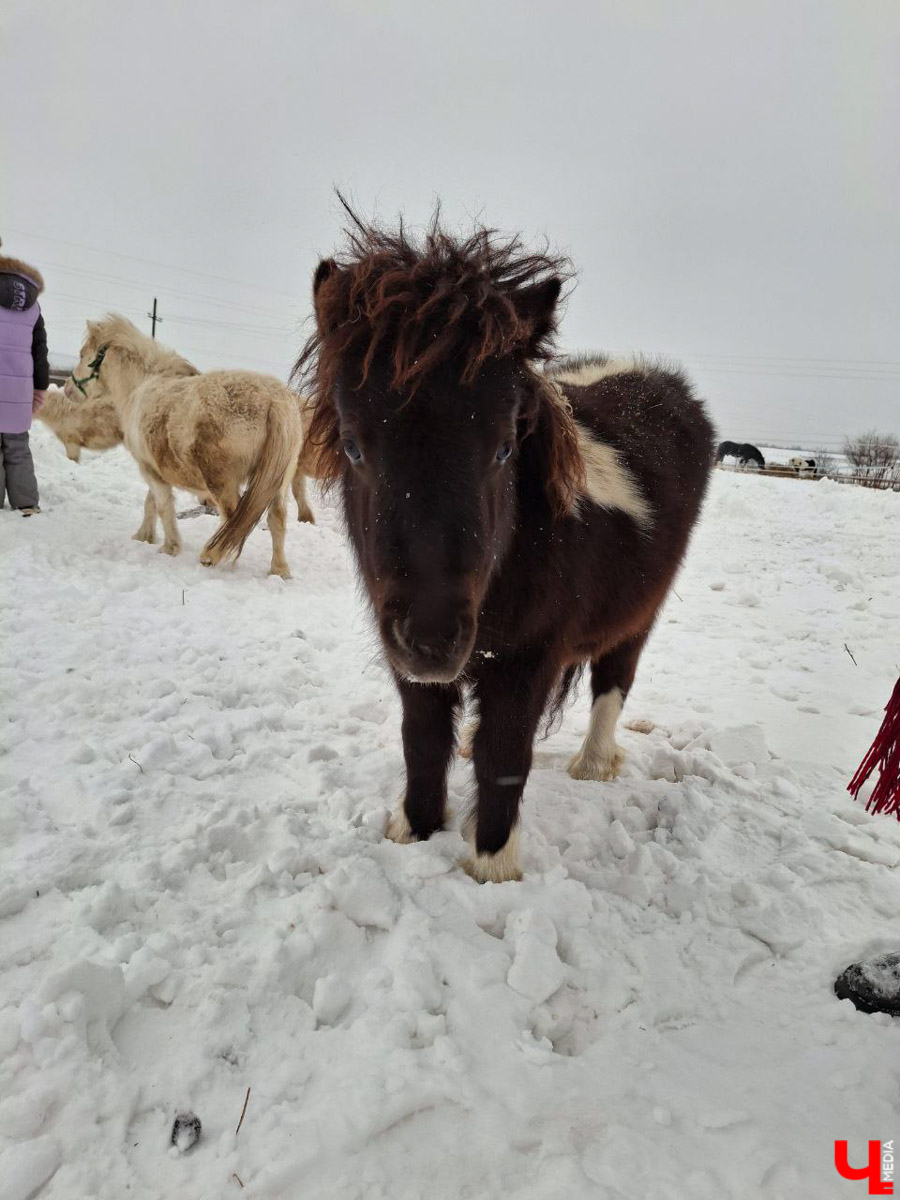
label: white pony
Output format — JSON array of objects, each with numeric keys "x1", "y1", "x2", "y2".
[
  {"x1": 39, "y1": 381, "x2": 318, "y2": 524},
  {"x1": 66, "y1": 314, "x2": 304, "y2": 576}
]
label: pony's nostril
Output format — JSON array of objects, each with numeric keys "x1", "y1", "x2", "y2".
[
  {"x1": 394, "y1": 617, "x2": 464, "y2": 662},
  {"x1": 416, "y1": 639, "x2": 442, "y2": 661},
  {"x1": 394, "y1": 617, "x2": 415, "y2": 653}
]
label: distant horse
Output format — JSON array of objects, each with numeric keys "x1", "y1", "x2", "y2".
[
  {"x1": 65, "y1": 315, "x2": 303, "y2": 576},
  {"x1": 295, "y1": 207, "x2": 714, "y2": 881},
  {"x1": 42, "y1": 377, "x2": 319, "y2": 523},
  {"x1": 717, "y1": 440, "x2": 765, "y2": 469},
  {"x1": 787, "y1": 456, "x2": 817, "y2": 477}
]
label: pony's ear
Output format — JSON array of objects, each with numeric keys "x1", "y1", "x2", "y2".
[
  {"x1": 312, "y1": 258, "x2": 349, "y2": 337},
  {"x1": 313, "y1": 258, "x2": 338, "y2": 297},
  {"x1": 511, "y1": 276, "x2": 563, "y2": 356}
]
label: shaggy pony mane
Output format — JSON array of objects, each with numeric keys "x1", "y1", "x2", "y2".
[
  {"x1": 294, "y1": 201, "x2": 582, "y2": 513},
  {"x1": 84, "y1": 314, "x2": 199, "y2": 378}
]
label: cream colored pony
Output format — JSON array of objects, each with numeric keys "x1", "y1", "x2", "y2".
[
  {"x1": 40, "y1": 380, "x2": 319, "y2": 523},
  {"x1": 65, "y1": 315, "x2": 305, "y2": 576},
  {"x1": 38, "y1": 385, "x2": 123, "y2": 462}
]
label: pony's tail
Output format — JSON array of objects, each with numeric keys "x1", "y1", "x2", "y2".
[{"x1": 202, "y1": 403, "x2": 297, "y2": 566}]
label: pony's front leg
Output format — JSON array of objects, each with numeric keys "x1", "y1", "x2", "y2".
[
  {"x1": 465, "y1": 656, "x2": 556, "y2": 883},
  {"x1": 132, "y1": 489, "x2": 158, "y2": 544},
  {"x1": 141, "y1": 472, "x2": 181, "y2": 556},
  {"x1": 386, "y1": 678, "x2": 461, "y2": 844}
]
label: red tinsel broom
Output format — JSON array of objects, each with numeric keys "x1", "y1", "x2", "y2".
[{"x1": 848, "y1": 677, "x2": 900, "y2": 817}]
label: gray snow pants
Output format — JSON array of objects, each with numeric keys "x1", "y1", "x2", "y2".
[{"x1": 0, "y1": 432, "x2": 39, "y2": 509}]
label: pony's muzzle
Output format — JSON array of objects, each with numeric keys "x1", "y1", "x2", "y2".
[{"x1": 385, "y1": 611, "x2": 475, "y2": 684}]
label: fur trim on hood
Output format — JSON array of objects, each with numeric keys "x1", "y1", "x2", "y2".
[{"x1": 0, "y1": 255, "x2": 45, "y2": 294}]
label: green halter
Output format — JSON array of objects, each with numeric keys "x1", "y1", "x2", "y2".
[{"x1": 70, "y1": 346, "x2": 108, "y2": 396}]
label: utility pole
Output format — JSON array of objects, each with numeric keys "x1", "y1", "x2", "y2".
[{"x1": 147, "y1": 297, "x2": 162, "y2": 338}]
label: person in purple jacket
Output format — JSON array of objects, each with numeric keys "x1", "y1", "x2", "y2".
[{"x1": 0, "y1": 238, "x2": 49, "y2": 515}]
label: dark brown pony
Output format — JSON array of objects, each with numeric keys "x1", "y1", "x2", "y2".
[{"x1": 296, "y1": 207, "x2": 714, "y2": 882}]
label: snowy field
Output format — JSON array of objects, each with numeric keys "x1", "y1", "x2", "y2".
[{"x1": 2, "y1": 423, "x2": 900, "y2": 1200}]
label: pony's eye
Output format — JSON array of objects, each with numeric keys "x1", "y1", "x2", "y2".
[
  {"x1": 343, "y1": 439, "x2": 363, "y2": 464},
  {"x1": 495, "y1": 441, "x2": 513, "y2": 464}
]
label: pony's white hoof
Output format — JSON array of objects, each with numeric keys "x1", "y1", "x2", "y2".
[
  {"x1": 269, "y1": 564, "x2": 292, "y2": 580},
  {"x1": 567, "y1": 744, "x2": 625, "y2": 782},
  {"x1": 132, "y1": 529, "x2": 156, "y2": 544},
  {"x1": 159, "y1": 543, "x2": 180, "y2": 557},
  {"x1": 298, "y1": 508, "x2": 315, "y2": 525},
  {"x1": 461, "y1": 827, "x2": 521, "y2": 883},
  {"x1": 385, "y1": 804, "x2": 416, "y2": 844}
]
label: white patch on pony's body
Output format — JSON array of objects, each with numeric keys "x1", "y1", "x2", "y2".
[
  {"x1": 568, "y1": 688, "x2": 626, "y2": 781},
  {"x1": 462, "y1": 825, "x2": 522, "y2": 883},
  {"x1": 552, "y1": 356, "x2": 644, "y2": 386},
  {"x1": 573, "y1": 423, "x2": 652, "y2": 529}
]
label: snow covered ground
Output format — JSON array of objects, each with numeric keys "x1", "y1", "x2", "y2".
[{"x1": 2, "y1": 424, "x2": 899, "y2": 1200}]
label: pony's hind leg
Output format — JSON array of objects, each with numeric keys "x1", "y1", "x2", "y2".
[
  {"x1": 199, "y1": 481, "x2": 239, "y2": 567},
  {"x1": 292, "y1": 472, "x2": 315, "y2": 524},
  {"x1": 568, "y1": 633, "x2": 648, "y2": 781},
  {"x1": 266, "y1": 490, "x2": 291, "y2": 578},
  {"x1": 210, "y1": 481, "x2": 240, "y2": 522},
  {"x1": 141, "y1": 470, "x2": 181, "y2": 556},
  {"x1": 132, "y1": 489, "x2": 158, "y2": 544}
]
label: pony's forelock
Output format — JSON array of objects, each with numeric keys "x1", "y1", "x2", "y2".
[{"x1": 293, "y1": 201, "x2": 575, "y2": 494}]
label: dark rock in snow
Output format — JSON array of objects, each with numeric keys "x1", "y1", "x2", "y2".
[
  {"x1": 171, "y1": 1112, "x2": 202, "y2": 1152},
  {"x1": 834, "y1": 952, "x2": 900, "y2": 1016}
]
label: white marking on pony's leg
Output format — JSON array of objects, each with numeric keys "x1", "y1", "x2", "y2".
[
  {"x1": 267, "y1": 491, "x2": 291, "y2": 578},
  {"x1": 461, "y1": 824, "x2": 522, "y2": 884},
  {"x1": 458, "y1": 718, "x2": 478, "y2": 760},
  {"x1": 386, "y1": 801, "x2": 416, "y2": 844},
  {"x1": 132, "y1": 489, "x2": 158, "y2": 544},
  {"x1": 568, "y1": 688, "x2": 626, "y2": 781},
  {"x1": 573, "y1": 425, "x2": 652, "y2": 529}
]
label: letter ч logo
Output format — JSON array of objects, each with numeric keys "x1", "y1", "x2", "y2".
[{"x1": 835, "y1": 1141, "x2": 894, "y2": 1195}]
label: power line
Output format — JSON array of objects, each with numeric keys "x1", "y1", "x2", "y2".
[
  {"x1": 164, "y1": 313, "x2": 298, "y2": 336},
  {"x1": 13, "y1": 230, "x2": 899, "y2": 378},
  {"x1": 40, "y1": 260, "x2": 301, "y2": 321},
  {"x1": 682, "y1": 351, "x2": 900, "y2": 368},
  {"x1": 4, "y1": 226, "x2": 304, "y2": 303},
  {"x1": 20, "y1": 233, "x2": 900, "y2": 375},
  {"x1": 45, "y1": 295, "x2": 296, "y2": 339},
  {"x1": 689, "y1": 364, "x2": 900, "y2": 382}
]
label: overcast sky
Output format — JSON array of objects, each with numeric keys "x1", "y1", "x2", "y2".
[{"x1": 4, "y1": 0, "x2": 898, "y2": 447}]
